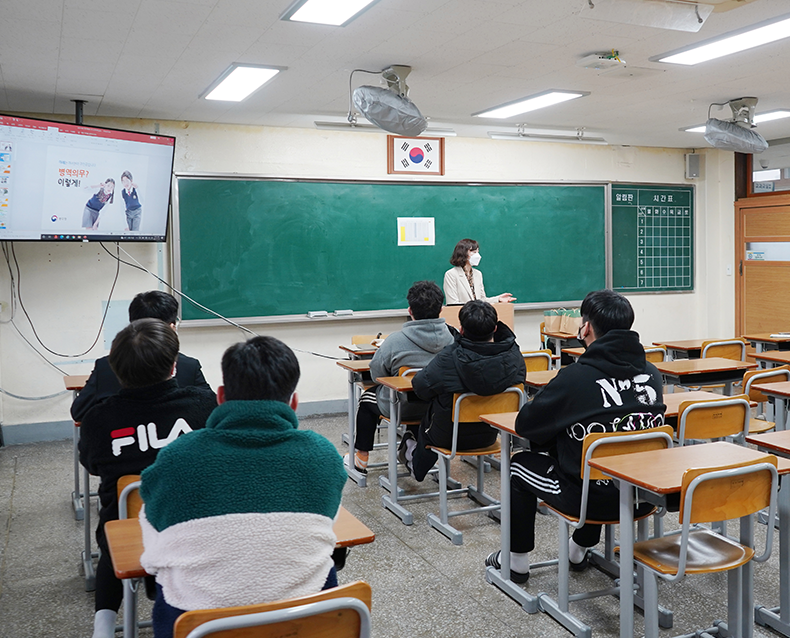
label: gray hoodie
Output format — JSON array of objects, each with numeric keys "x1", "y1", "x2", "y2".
[{"x1": 370, "y1": 317, "x2": 454, "y2": 418}]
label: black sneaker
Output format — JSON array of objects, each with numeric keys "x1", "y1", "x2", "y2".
[
  {"x1": 485, "y1": 550, "x2": 529, "y2": 583},
  {"x1": 569, "y1": 551, "x2": 589, "y2": 572},
  {"x1": 397, "y1": 430, "x2": 415, "y2": 467}
]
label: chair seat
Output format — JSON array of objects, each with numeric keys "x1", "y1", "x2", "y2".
[
  {"x1": 633, "y1": 529, "x2": 754, "y2": 575},
  {"x1": 540, "y1": 501, "x2": 656, "y2": 525},
  {"x1": 427, "y1": 442, "x2": 501, "y2": 457},
  {"x1": 749, "y1": 417, "x2": 774, "y2": 434}
]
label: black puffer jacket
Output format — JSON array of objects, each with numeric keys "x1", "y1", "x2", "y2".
[{"x1": 412, "y1": 322, "x2": 526, "y2": 447}]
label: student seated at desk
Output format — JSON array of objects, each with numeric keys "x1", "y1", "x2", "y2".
[
  {"x1": 71, "y1": 290, "x2": 212, "y2": 423},
  {"x1": 346, "y1": 280, "x2": 454, "y2": 473},
  {"x1": 79, "y1": 319, "x2": 217, "y2": 638},
  {"x1": 139, "y1": 336, "x2": 347, "y2": 638},
  {"x1": 485, "y1": 289, "x2": 665, "y2": 582},
  {"x1": 402, "y1": 300, "x2": 526, "y2": 481}
]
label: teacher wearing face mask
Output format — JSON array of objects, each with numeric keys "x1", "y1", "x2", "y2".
[{"x1": 443, "y1": 238, "x2": 516, "y2": 305}]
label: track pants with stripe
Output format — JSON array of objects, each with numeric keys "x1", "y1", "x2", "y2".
[{"x1": 510, "y1": 450, "x2": 620, "y2": 553}]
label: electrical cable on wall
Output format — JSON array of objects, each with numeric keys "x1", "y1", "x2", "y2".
[{"x1": 101, "y1": 243, "x2": 346, "y2": 361}]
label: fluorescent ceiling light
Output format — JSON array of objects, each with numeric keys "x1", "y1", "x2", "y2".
[
  {"x1": 203, "y1": 65, "x2": 282, "y2": 102},
  {"x1": 754, "y1": 110, "x2": 790, "y2": 124},
  {"x1": 684, "y1": 110, "x2": 790, "y2": 132},
  {"x1": 488, "y1": 130, "x2": 607, "y2": 145},
  {"x1": 281, "y1": 0, "x2": 380, "y2": 26},
  {"x1": 474, "y1": 91, "x2": 589, "y2": 119},
  {"x1": 654, "y1": 12, "x2": 790, "y2": 65}
]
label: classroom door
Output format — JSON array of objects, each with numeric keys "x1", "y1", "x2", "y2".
[{"x1": 735, "y1": 193, "x2": 790, "y2": 335}]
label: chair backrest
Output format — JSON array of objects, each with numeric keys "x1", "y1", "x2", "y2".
[
  {"x1": 572, "y1": 425, "x2": 673, "y2": 529},
  {"x1": 117, "y1": 474, "x2": 143, "y2": 519},
  {"x1": 397, "y1": 366, "x2": 421, "y2": 377},
  {"x1": 522, "y1": 349, "x2": 552, "y2": 372},
  {"x1": 174, "y1": 581, "x2": 372, "y2": 638},
  {"x1": 677, "y1": 394, "x2": 751, "y2": 444},
  {"x1": 351, "y1": 335, "x2": 386, "y2": 346},
  {"x1": 744, "y1": 365, "x2": 790, "y2": 403},
  {"x1": 681, "y1": 456, "x2": 777, "y2": 525},
  {"x1": 643, "y1": 346, "x2": 666, "y2": 363},
  {"x1": 447, "y1": 386, "x2": 526, "y2": 456},
  {"x1": 700, "y1": 338, "x2": 746, "y2": 361}
]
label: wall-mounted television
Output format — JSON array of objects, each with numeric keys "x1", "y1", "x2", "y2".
[{"x1": 0, "y1": 114, "x2": 175, "y2": 242}]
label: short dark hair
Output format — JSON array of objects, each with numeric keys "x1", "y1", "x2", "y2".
[
  {"x1": 459, "y1": 300, "x2": 497, "y2": 342},
  {"x1": 221, "y1": 336, "x2": 300, "y2": 402},
  {"x1": 580, "y1": 289, "x2": 634, "y2": 337},
  {"x1": 407, "y1": 281, "x2": 444, "y2": 320},
  {"x1": 128, "y1": 291, "x2": 179, "y2": 324},
  {"x1": 449, "y1": 238, "x2": 479, "y2": 267},
  {"x1": 109, "y1": 318, "x2": 179, "y2": 389}
]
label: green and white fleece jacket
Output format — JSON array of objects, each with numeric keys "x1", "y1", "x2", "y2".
[{"x1": 139, "y1": 400, "x2": 346, "y2": 611}]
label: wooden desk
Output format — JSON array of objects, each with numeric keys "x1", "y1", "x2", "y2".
[
  {"x1": 524, "y1": 369, "x2": 558, "y2": 395},
  {"x1": 338, "y1": 343, "x2": 377, "y2": 359},
  {"x1": 542, "y1": 330, "x2": 577, "y2": 367},
  {"x1": 375, "y1": 375, "x2": 417, "y2": 524},
  {"x1": 662, "y1": 390, "x2": 731, "y2": 418},
  {"x1": 106, "y1": 507, "x2": 376, "y2": 638},
  {"x1": 754, "y1": 350, "x2": 790, "y2": 369},
  {"x1": 336, "y1": 359, "x2": 373, "y2": 486},
  {"x1": 589, "y1": 442, "x2": 775, "y2": 638},
  {"x1": 654, "y1": 357, "x2": 756, "y2": 395},
  {"x1": 652, "y1": 338, "x2": 707, "y2": 360},
  {"x1": 441, "y1": 302, "x2": 514, "y2": 331},
  {"x1": 63, "y1": 373, "x2": 95, "y2": 590},
  {"x1": 753, "y1": 381, "x2": 790, "y2": 431},
  {"x1": 562, "y1": 345, "x2": 662, "y2": 364},
  {"x1": 743, "y1": 333, "x2": 790, "y2": 355},
  {"x1": 745, "y1": 430, "x2": 790, "y2": 638}
]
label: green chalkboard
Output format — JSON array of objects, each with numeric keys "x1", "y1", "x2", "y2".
[
  {"x1": 611, "y1": 184, "x2": 694, "y2": 293},
  {"x1": 174, "y1": 177, "x2": 606, "y2": 321}
]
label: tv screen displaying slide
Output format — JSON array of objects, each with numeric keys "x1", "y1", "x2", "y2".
[{"x1": 0, "y1": 114, "x2": 175, "y2": 242}]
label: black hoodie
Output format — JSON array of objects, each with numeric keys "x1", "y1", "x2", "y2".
[
  {"x1": 412, "y1": 321, "x2": 527, "y2": 446},
  {"x1": 516, "y1": 329, "x2": 665, "y2": 501}
]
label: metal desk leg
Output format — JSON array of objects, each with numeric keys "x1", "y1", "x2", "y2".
[
  {"x1": 72, "y1": 422, "x2": 84, "y2": 520},
  {"x1": 344, "y1": 370, "x2": 367, "y2": 487},
  {"x1": 122, "y1": 577, "x2": 139, "y2": 638},
  {"x1": 82, "y1": 464, "x2": 96, "y2": 591},
  {"x1": 485, "y1": 431, "x2": 538, "y2": 612},
  {"x1": 777, "y1": 398, "x2": 788, "y2": 432},
  {"x1": 755, "y1": 474, "x2": 790, "y2": 636},
  {"x1": 380, "y1": 387, "x2": 413, "y2": 524},
  {"x1": 618, "y1": 481, "x2": 635, "y2": 638}
]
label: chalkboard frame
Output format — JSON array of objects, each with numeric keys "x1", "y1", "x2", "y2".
[{"x1": 171, "y1": 174, "x2": 693, "y2": 326}]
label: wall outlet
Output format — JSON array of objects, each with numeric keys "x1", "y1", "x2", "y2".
[{"x1": 726, "y1": 265, "x2": 732, "y2": 276}]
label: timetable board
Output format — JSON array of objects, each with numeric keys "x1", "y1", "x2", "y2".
[{"x1": 611, "y1": 184, "x2": 694, "y2": 293}]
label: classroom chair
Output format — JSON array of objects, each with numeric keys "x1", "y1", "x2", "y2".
[
  {"x1": 116, "y1": 475, "x2": 154, "y2": 637},
  {"x1": 426, "y1": 386, "x2": 525, "y2": 545},
  {"x1": 522, "y1": 349, "x2": 552, "y2": 372},
  {"x1": 701, "y1": 338, "x2": 748, "y2": 361},
  {"x1": 633, "y1": 457, "x2": 778, "y2": 638},
  {"x1": 743, "y1": 365, "x2": 790, "y2": 434},
  {"x1": 676, "y1": 395, "x2": 751, "y2": 446},
  {"x1": 644, "y1": 345, "x2": 666, "y2": 363},
  {"x1": 535, "y1": 425, "x2": 674, "y2": 638},
  {"x1": 173, "y1": 581, "x2": 372, "y2": 638}
]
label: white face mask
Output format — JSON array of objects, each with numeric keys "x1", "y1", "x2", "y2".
[{"x1": 469, "y1": 252, "x2": 482, "y2": 267}]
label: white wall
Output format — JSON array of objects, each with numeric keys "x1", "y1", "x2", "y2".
[{"x1": 0, "y1": 118, "x2": 735, "y2": 440}]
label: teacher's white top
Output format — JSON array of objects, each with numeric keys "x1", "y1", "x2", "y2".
[{"x1": 443, "y1": 266, "x2": 492, "y2": 305}]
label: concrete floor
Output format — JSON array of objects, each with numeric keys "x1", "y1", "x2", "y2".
[{"x1": 0, "y1": 413, "x2": 784, "y2": 638}]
